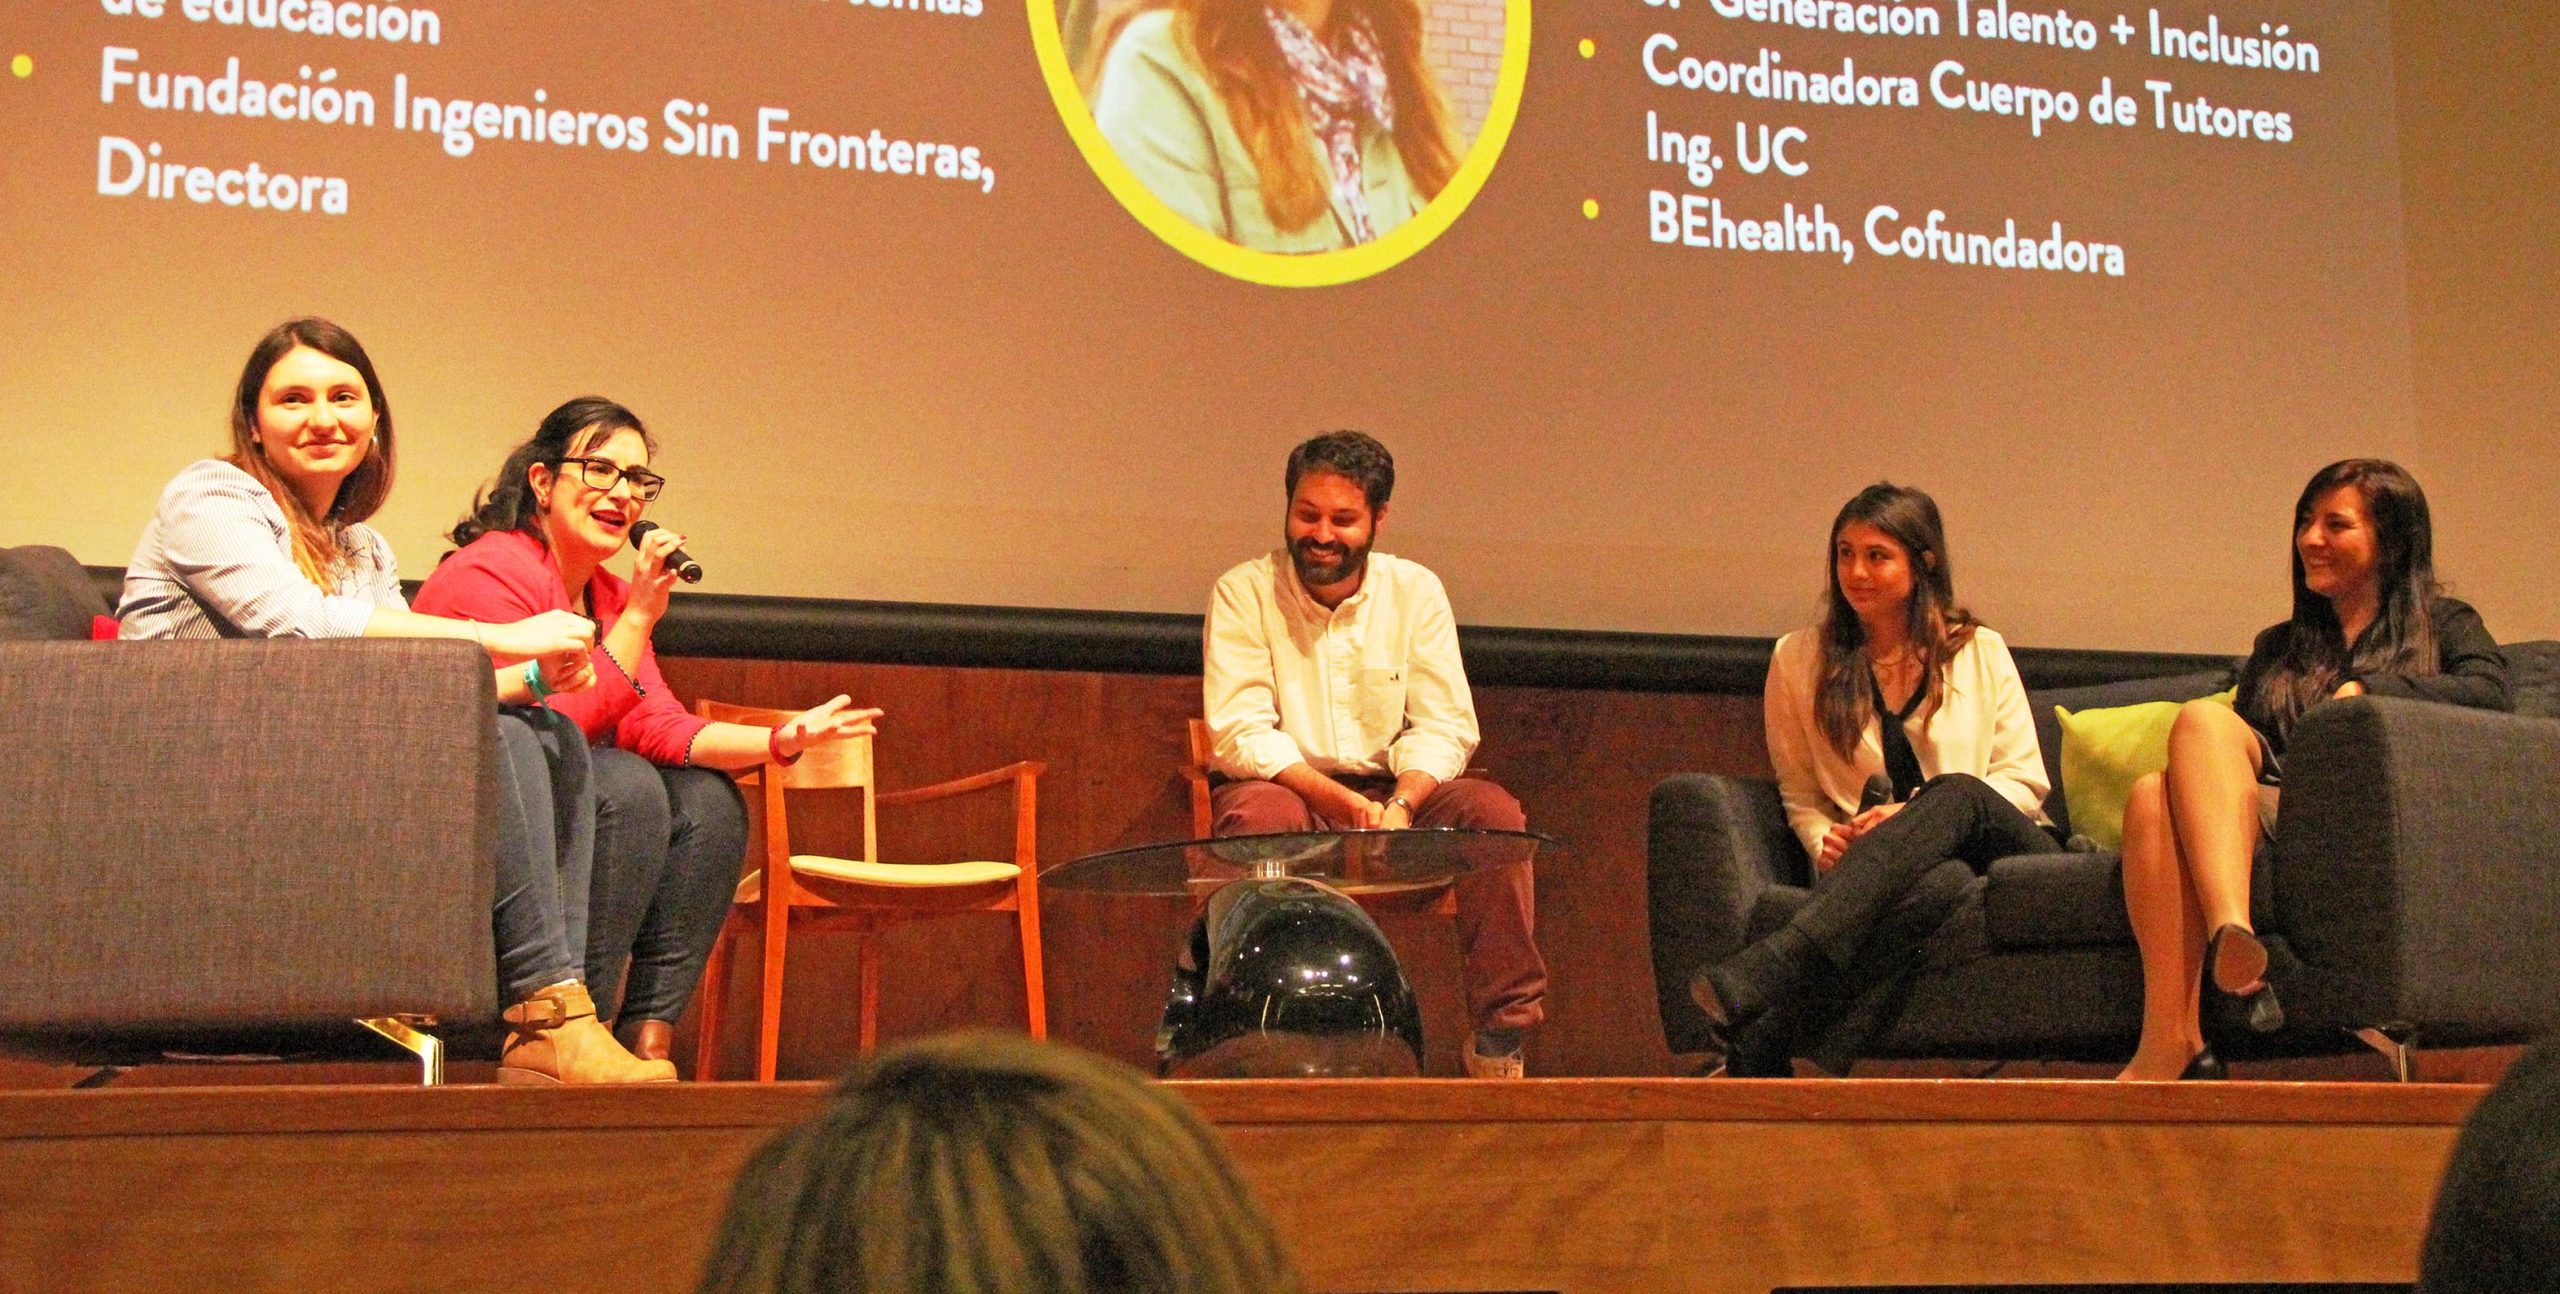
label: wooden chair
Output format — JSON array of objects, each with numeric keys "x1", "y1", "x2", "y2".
[
  {"x1": 1182, "y1": 718, "x2": 1459, "y2": 917},
  {"x1": 692, "y1": 700, "x2": 1047, "y2": 1081}
]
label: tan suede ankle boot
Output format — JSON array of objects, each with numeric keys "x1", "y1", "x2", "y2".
[{"x1": 498, "y1": 983, "x2": 678, "y2": 1086}]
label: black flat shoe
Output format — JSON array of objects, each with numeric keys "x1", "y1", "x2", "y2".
[
  {"x1": 2206, "y1": 924, "x2": 2286, "y2": 1035},
  {"x1": 2179, "y1": 1046, "x2": 2228, "y2": 1080}
]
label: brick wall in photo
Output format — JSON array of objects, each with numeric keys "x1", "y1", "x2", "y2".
[{"x1": 1423, "y1": 0, "x2": 1504, "y2": 146}]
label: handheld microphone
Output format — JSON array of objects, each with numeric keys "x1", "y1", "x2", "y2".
[
  {"x1": 629, "y1": 520, "x2": 704, "y2": 584},
  {"x1": 1857, "y1": 773, "x2": 1895, "y2": 813}
]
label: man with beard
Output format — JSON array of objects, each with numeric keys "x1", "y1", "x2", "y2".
[{"x1": 1200, "y1": 430, "x2": 1548, "y2": 1077}]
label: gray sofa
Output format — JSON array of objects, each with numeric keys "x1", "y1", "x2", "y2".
[
  {"x1": 1647, "y1": 643, "x2": 2560, "y2": 1069},
  {"x1": 0, "y1": 545, "x2": 500, "y2": 1080}
]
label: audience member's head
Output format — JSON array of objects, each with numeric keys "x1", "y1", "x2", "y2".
[
  {"x1": 2419, "y1": 1042, "x2": 2560, "y2": 1293},
  {"x1": 695, "y1": 1031, "x2": 1304, "y2": 1294}
]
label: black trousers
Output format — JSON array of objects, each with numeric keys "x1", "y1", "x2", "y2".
[{"x1": 1791, "y1": 772, "x2": 2056, "y2": 972}]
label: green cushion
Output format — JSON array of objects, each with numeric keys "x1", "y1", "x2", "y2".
[{"x1": 2054, "y1": 690, "x2": 2237, "y2": 849}]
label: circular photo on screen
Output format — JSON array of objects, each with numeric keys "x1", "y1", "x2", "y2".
[{"x1": 1031, "y1": 0, "x2": 1529, "y2": 285}]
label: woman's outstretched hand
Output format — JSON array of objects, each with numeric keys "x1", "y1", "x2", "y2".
[{"x1": 773, "y1": 695, "x2": 885, "y2": 759}]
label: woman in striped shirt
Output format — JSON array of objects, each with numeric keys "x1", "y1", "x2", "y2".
[{"x1": 119, "y1": 318, "x2": 673, "y2": 1085}]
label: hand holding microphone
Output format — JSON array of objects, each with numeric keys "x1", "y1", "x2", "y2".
[
  {"x1": 630, "y1": 520, "x2": 703, "y2": 584},
  {"x1": 1819, "y1": 774, "x2": 1901, "y2": 873}
]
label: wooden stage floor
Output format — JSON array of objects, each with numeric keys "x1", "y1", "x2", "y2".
[{"x1": 1, "y1": 1077, "x2": 2475, "y2": 1293}]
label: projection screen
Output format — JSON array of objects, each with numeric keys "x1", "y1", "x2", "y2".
[{"x1": 0, "y1": 0, "x2": 2419, "y2": 651}]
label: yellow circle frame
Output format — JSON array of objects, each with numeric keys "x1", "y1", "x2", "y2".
[{"x1": 1027, "y1": 0, "x2": 1534, "y2": 286}]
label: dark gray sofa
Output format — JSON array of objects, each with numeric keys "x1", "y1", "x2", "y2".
[
  {"x1": 0, "y1": 545, "x2": 501, "y2": 1080},
  {"x1": 1647, "y1": 643, "x2": 2560, "y2": 1069}
]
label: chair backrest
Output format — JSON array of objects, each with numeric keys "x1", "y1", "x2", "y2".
[
  {"x1": 1186, "y1": 717, "x2": 1215, "y2": 771},
  {"x1": 695, "y1": 698, "x2": 877, "y2": 864},
  {"x1": 1185, "y1": 718, "x2": 1218, "y2": 836}
]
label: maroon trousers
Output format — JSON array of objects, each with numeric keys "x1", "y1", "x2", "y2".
[{"x1": 1207, "y1": 776, "x2": 1548, "y2": 1036}]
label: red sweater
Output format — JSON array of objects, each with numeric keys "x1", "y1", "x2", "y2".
[{"x1": 413, "y1": 529, "x2": 711, "y2": 767}]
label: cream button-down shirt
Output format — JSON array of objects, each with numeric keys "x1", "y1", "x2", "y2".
[{"x1": 1203, "y1": 549, "x2": 1479, "y2": 784}]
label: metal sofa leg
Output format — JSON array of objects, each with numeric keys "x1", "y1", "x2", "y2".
[
  {"x1": 356, "y1": 1015, "x2": 446, "y2": 1087},
  {"x1": 2349, "y1": 1023, "x2": 2418, "y2": 1082}
]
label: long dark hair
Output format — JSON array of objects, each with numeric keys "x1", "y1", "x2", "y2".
[
  {"x1": 224, "y1": 317, "x2": 395, "y2": 587},
  {"x1": 1814, "y1": 483, "x2": 1978, "y2": 758},
  {"x1": 448, "y1": 396, "x2": 654, "y2": 549},
  {"x1": 694, "y1": 1032, "x2": 1303, "y2": 1294},
  {"x1": 2250, "y1": 458, "x2": 2443, "y2": 740}
]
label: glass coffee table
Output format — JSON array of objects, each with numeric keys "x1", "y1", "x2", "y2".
[{"x1": 1049, "y1": 828, "x2": 1558, "y2": 1078}]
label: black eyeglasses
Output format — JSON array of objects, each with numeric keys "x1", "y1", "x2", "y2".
[{"x1": 555, "y1": 457, "x2": 666, "y2": 501}]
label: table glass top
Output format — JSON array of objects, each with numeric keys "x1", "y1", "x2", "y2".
[{"x1": 1045, "y1": 827, "x2": 1558, "y2": 897}]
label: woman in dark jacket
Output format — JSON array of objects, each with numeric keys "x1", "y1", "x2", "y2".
[{"x1": 2115, "y1": 459, "x2": 2509, "y2": 1080}]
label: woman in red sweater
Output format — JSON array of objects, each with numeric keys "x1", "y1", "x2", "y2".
[{"x1": 416, "y1": 398, "x2": 880, "y2": 1067}]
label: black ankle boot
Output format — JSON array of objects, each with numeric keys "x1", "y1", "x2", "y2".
[{"x1": 1688, "y1": 928, "x2": 1820, "y2": 1049}]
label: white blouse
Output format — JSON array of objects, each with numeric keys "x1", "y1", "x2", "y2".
[{"x1": 1763, "y1": 624, "x2": 2050, "y2": 862}]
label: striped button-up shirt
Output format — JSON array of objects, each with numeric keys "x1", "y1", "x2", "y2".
[
  {"x1": 118, "y1": 459, "x2": 404, "y2": 640},
  {"x1": 1203, "y1": 549, "x2": 1478, "y2": 784}
]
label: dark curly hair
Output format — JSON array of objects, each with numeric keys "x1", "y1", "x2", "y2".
[
  {"x1": 1284, "y1": 430, "x2": 1394, "y2": 511},
  {"x1": 447, "y1": 396, "x2": 655, "y2": 550}
]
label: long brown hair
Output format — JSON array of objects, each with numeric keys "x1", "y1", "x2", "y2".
[
  {"x1": 222, "y1": 318, "x2": 395, "y2": 588},
  {"x1": 1094, "y1": 0, "x2": 1460, "y2": 236},
  {"x1": 696, "y1": 1032, "x2": 1303, "y2": 1294},
  {"x1": 2248, "y1": 459, "x2": 2444, "y2": 742},
  {"x1": 1813, "y1": 483, "x2": 1977, "y2": 758}
]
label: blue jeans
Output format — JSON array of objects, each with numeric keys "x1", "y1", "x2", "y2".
[
  {"x1": 490, "y1": 706, "x2": 594, "y2": 1003},
  {"x1": 587, "y1": 750, "x2": 746, "y2": 1026}
]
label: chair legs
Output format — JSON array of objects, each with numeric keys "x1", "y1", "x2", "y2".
[
  {"x1": 857, "y1": 934, "x2": 881, "y2": 1053},
  {"x1": 692, "y1": 913, "x2": 741, "y2": 1082},
  {"x1": 758, "y1": 899, "x2": 791, "y2": 1083},
  {"x1": 2350, "y1": 1024, "x2": 2419, "y2": 1082},
  {"x1": 354, "y1": 1015, "x2": 446, "y2": 1087},
  {"x1": 692, "y1": 899, "x2": 1049, "y2": 1082},
  {"x1": 1016, "y1": 883, "x2": 1048, "y2": 1041}
]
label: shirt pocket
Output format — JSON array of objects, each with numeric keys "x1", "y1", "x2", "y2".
[{"x1": 1356, "y1": 667, "x2": 1409, "y2": 748}]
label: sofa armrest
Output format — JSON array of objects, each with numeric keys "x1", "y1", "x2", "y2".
[
  {"x1": 2273, "y1": 696, "x2": 2560, "y2": 1041},
  {"x1": 1647, "y1": 773, "x2": 1810, "y2": 1053},
  {"x1": 0, "y1": 639, "x2": 502, "y2": 1045}
]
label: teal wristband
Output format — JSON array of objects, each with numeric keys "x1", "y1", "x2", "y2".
[{"x1": 522, "y1": 659, "x2": 553, "y2": 700}]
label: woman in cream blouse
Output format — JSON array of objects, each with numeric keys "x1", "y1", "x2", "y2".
[{"x1": 1688, "y1": 483, "x2": 2059, "y2": 1074}]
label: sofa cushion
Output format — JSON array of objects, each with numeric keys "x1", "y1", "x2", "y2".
[
  {"x1": 1983, "y1": 851, "x2": 2131, "y2": 949},
  {"x1": 2054, "y1": 690, "x2": 2236, "y2": 848},
  {"x1": 2030, "y1": 669, "x2": 2232, "y2": 838},
  {"x1": 0, "y1": 546, "x2": 110, "y2": 642},
  {"x1": 2503, "y1": 641, "x2": 2560, "y2": 720}
]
